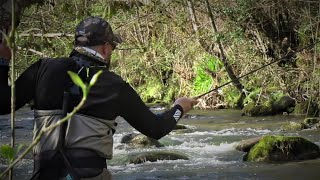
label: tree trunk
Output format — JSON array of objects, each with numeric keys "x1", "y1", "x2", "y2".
[
  {"x1": 0, "y1": 0, "x2": 46, "y2": 31},
  {"x1": 187, "y1": 0, "x2": 246, "y2": 108}
]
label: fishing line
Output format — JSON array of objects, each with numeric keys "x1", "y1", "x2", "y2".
[{"x1": 194, "y1": 40, "x2": 320, "y2": 99}]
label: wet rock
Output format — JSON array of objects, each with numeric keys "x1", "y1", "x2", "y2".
[
  {"x1": 234, "y1": 137, "x2": 262, "y2": 152},
  {"x1": 273, "y1": 96, "x2": 296, "y2": 114},
  {"x1": 294, "y1": 100, "x2": 319, "y2": 117},
  {"x1": 243, "y1": 135, "x2": 320, "y2": 162},
  {"x1": 241, "y1": 96, "x2": 296, "y2": 116},
  {"x1": 174, "y1": 124, "x2": 188, "y2": 130},
  {"x1": 171, "y1": 124, "x2": 195, "y2": 134},
  {"x1": 120, "y1": 133, "x2": 137, "y2": 143},
  {"x1": 241, "y1": 102, "x2": 273, "y2": 116},
  {"x1": 172, "y1": 129, "x2": 195, "y2": 134},
  {"x1": 304, "y1": 118, "x2": 319, "y2": 125},
  {"x1": 280, "y1": 121, "x2": 306, "y2": 131},
  {"x1": 128, "y1": 150, "x2": 189, "y2": 164},
  {"x1": 118, "y1": 133, "x2": 164, "y2": 149}
]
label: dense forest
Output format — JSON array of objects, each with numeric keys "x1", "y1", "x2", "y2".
[{"x1": 2, "y1": 0, "x2": 320, "y2": 109}]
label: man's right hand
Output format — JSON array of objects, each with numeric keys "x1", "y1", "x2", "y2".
[{"x1": 174, "y1": 97, "x2": 198, "y2": 114}]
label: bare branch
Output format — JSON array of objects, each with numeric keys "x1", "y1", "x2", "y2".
[{"x1": 19, "y1": 33, "x2": 73, "y2": 38}]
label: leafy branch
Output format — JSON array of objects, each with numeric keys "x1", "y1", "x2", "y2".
[{"x1": 0, "y1": 70, "x2": 103, "y2": 179}]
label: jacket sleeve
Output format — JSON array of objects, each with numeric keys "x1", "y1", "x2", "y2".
[
  {"x1": 0, "y1": 61, "x2": 40, "y2": 115},
  {"x1": 116, "y1": 82, "x2": 184, "y2": 140}
]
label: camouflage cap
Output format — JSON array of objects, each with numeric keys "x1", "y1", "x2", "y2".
[{"x1": 75, "y1": 16, "x2": 122, "y2": 47}]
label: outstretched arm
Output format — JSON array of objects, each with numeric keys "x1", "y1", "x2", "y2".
[
  {"x1": 0, "y1": 42, "x2": 39, "y2": 115},
  {"x1": 117, "y1": 83, "x2": 197, "y2": 140}
]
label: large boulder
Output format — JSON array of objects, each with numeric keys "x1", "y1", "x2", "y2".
[
  {"x1": 243, "y1": 135, "x2": 320, "y2": 162},
  {"x1": 128, "y1": 150, "x2": 189, "y2": 164},
  {"x1": 118, "y1": 134, "x2": 164, "y2": 149},
  {"x1": 241, "y1": 102, "x2": 273, "y2": 116},
  {"x1": 241, "y1": 96, "x2": 296, "y2": 116},
  {"x1": 273, "y1": 96, "x2": 296, "y2": 114}
]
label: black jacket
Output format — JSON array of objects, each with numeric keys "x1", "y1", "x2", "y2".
[{"x1": 0, "y1": 50, "x2": 183, "y2": 139}]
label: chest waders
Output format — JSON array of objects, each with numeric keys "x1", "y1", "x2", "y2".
[{"x1": 30, "y1": 58, "x2": 116, "y2": 180}]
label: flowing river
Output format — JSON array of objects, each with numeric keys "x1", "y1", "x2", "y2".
[{"x1": 1, "y1": 107, "x2": 320, "y2": 180}]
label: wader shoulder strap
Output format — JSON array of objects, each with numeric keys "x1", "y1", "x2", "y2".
[
  {"x1": 56, "y1": 56, "x2": 101, "y2": 180},
  {"x1": 59, "y1": 91, "x2": 80, "y2": 180}
]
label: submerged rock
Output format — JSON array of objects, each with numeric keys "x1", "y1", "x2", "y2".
[
  {"x1": 128, "y1": 150, "x2": 189, "y2": 164},
  {"x1": 280, "y1": 118, "x2": 320, "y2": 131},
  {"x1": 243, "y1": 135, "x2": 320, "y2": 162},
  {"x1": 172, "y1": 129, "x2": 195, "y2": 134},
  {"x1": 118, "y1": 133, "x2": 164, "y2": 149},
  {"x1": 280, "y1": 121, "x2": 306, "y2": 131},
  {"x1": 174, "y1": 124, "x2": 188, "y2": 130},
  {"x1": 171, "y1": 124, "x2": 195, "y2": 134},
  {"x1": 234, "y1": 137, "x2": 262, "y2": 152}
]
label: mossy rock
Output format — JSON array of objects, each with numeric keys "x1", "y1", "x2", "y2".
[
  {"x1": 280, "y1": 121, "x2": 306, "y2": 131},
  {"x1": 241, "y1": 102, "x2": 273, "y2": 116},
  {"x1": 304, "y1": 118, "x2": 319, "y2": 125},
  {"x1": 244, "y1": 135, "x2": 320, "y2": 162},
  {"x1": 294, "y1": 100, "x2": 319, "y2": 117},
  {"x1": 118, "y1": 134, "x2": 164, "y2": 149},
  {"x1": 241, "y1": 96, "x2": 296, "y2": 116},
  {"x1": 234, "y1": 137, "x2": 262, "y2": 152},
  {"x1": 128, "y1": 150, "x2": 189, "y2": 164}
]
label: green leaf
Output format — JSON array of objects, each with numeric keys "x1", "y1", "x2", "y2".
[
  {"x1": 89, "y1": 70, "x2": 103, "y2": 87},
  {"x1": 67, "y1": 71, "x2": 86, "y2": 90},
  {"x1": 0, "y1": 145, "x2": 15, "y2": 161}
]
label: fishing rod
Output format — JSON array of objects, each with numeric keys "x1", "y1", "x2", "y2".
[{"x1": 194, "y1": 40, "x2": 320, "y2": 99}]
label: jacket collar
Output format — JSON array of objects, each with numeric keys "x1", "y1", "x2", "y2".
[
  {"x1": 75, "y1": 46, "x2": 104, "y2": 60},
  {"x1": 70, "y1": 47, "x2": 109, "y2": 68}
]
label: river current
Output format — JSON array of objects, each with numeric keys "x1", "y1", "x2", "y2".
[{"x1": 1, "y1": 107, "x2": 320, "y2": 180}]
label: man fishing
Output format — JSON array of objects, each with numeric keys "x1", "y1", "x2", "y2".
[{"x1": 0, "y1": 16, "x2": 198, "y2": 179}]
